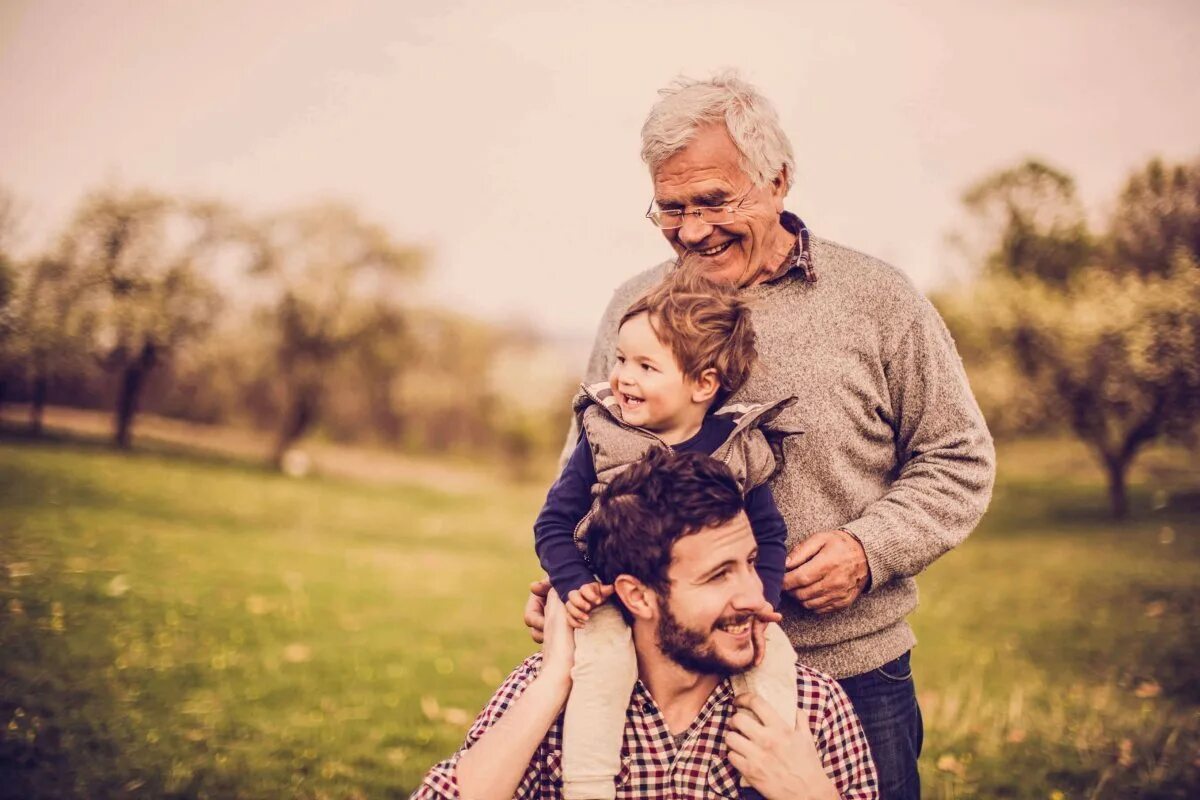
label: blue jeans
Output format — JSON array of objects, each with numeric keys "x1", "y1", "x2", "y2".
[{"x1": 836, "y1": 651, "x2": 923, "y2": 800}]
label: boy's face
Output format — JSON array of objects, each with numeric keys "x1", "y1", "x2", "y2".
[{"x1": 610, "y1": 312, "x2": 707, "y2": 442}]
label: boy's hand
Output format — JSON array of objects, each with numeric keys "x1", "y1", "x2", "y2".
[{"x1": 563, "y1": 581, "x2": 614, "y2": 628}]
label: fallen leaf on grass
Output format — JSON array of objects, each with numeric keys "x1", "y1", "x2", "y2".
[
  {"x1": 442, "y1": 707, "x2": 471, "y2": 726},
  {"x1": 1117, "y1": 738, "x2": 1134, "y2": 767},
  {"x1": 1143, "y1": 601, "x2": 1166, "y2": 618},
  {"x1": 6, "y1": 562, "x2": 32, "y2": 579},
  {"x1": 936, "y1": 754, "x2": 966, "y2": 777},
  {"x1": 1006, "y1": 728, "x2": 1027, "y2": 743},
  {"x1": 1133, "y1": 679, "x2": 1161, "y2": 699},
  {"x1": 282, "y1": 643, "x2": 312, "y2": 664},
  {"x1": 245, "y1": 595, "x2": 270, "y2": 615},
  {"x1": 420, "y1": 695, "x2": 440, "y2": 720},
  {"x1": 106, "y1": 575, "x2": 131, "y2": 598}
]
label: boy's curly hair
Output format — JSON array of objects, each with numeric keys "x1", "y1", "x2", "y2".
[{"x1": 619, "y1": 268, "x2": 757, "y2": 406}]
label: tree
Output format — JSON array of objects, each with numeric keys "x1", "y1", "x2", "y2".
[
  {"x1": 1108, "y1": 157, "x2": 1200, "y2": 278},
  {"x1": 249, "y1": 204, "x2": 423, "y2": 468},
  {"x1": 958, "y1": 159, "x2": 1094, "y2": 285},
  {"x1": 58, "y1": 188, "x2": 230, "y2": 448},
  {"x1": 0, "y1": 186, "x2": 20, "y2": 414},
  {"x1": 947, "y1": 157, "x2": 1200, "y2": 517},
  {"x1": 10, "y1": 257, "x2": 94, "y2": 434}
]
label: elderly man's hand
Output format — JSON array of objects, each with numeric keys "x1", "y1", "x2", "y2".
[
  {"x1": 783, "y1": 530, "x2": 869, "y2": 614},
  {"x1": 523, "y1": 578, "x2": 551, "y2": 643},
  {"x1": 726, "y1": 693, "x2": 838, "y2": 800}
]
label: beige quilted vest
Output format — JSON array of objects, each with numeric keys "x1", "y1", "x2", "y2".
[{"x1": 571, "y1": 381, "x2": 800, "y2": 551}]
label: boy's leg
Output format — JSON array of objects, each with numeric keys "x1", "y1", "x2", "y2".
[
  {"x1": 731, "y1": 622, "x2": 798, "y2": 789},
  {"x1": 732, "y1": 621, "x2": 799, "y2": 729},
  {"x1": 562, "y1": 603, "x2": 638, "y2": 800}
]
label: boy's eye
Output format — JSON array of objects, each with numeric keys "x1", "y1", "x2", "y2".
[
  {"x1": 615, "y1": 355, "x2": 625, "y2": 364},
  {"x1": 641, "y1": 363, "x2": 655, "y2": 372}
]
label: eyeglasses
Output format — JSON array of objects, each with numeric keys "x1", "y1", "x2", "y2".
[{"x1": 644, "y1": 189, "x2": 753, "y2": 229}]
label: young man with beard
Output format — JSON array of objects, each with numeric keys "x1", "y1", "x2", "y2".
[{"x1": 410, "y1": 451, "x2": 877, "y2": 800}]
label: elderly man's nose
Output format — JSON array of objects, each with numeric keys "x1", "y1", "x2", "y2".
[{"x1": 677, "y1": 213, "x2": 712, "y2": 245}]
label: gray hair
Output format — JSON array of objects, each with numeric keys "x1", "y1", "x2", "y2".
[{"x1": 640, "y1": 70, "x2": 795, "y2": 193}]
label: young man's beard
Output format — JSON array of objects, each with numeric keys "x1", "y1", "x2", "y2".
[{"x1": 656, "y1": 600, "x2": 755, "y2": 676}]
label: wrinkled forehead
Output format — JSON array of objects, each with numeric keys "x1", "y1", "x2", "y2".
[
  {"x1": 666, "y1": 512, "x2": 755, "y2": 581},
  {"x1": 651, "y1": 126, "x2": 752, "y2": 206}
]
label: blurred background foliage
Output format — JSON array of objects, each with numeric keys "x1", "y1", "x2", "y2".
[
  {"x1": 0, "y1": 185, "x2": 577, "y2": 476},
  {"x1": 934, "y1": 155, "x2": 1200, "y2": 517}
]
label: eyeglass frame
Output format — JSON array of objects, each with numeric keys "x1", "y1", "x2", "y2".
[{"x1": 643, "y1": 187, "x2": 755, "y2": 229}]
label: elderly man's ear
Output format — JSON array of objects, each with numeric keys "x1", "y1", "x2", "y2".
[{"x1": 613, "y1": 575, "x2": 658, "y2": 620}]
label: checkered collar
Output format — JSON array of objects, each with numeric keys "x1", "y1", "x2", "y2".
[
  {"x1": 629, "y1": 675, "x2": 734, "y2": 750},
  {"x1": 769, "y1": 210, "x2": 816, "y2": 284}
]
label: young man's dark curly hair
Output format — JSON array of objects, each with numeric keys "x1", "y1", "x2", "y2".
[{"x1": 585, "y1": 449, "x2": 745, "y2": 618}]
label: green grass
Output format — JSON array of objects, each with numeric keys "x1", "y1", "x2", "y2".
[{"x1": 1, "y1": 435, "x2": 1197, "y2": 798}]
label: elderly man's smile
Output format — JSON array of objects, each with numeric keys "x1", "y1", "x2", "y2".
[{"x1": 692, "y1": 239, "x2": 735, "y2": 258}]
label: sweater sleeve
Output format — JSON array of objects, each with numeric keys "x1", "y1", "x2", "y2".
[
  {"x1": 744, "y1": 483, "x2": 787, "y2": 608},
  {"x1": 534, "y1": 433, "x2": 601, "y2": 600},
  {"x1": 840, "y1": 298, "x2": 996, "y2": 591}
]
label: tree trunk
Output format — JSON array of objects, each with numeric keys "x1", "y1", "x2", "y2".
[
  {"x1": 30, "y1": 372, "x2": 47, "y2": 436},
  {"x1": 1103, "y1": 455, "x2": 1130, "y2": 519},
  {"x1": 272, "y1": 388, "x2": 318, "y2": 470},
  {"x1": 114, "y1": 342, "x2": 156, "y2": 450}
]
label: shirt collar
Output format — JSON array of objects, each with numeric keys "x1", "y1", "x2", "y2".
[{"x1": 768, "y1": 210, "x2": 816, "y2": 284}]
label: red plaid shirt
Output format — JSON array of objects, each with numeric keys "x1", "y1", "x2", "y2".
[{"x1": 410, "y1": 654, "x2": 877, "y2": 799}]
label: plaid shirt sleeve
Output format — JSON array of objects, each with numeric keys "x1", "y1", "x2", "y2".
[
  {"x1": 409, "y1": 655, "x2": 550, "y2": 800},
  {"x1": 814, "y1": 676, "x2": 879, "y2": 799}
]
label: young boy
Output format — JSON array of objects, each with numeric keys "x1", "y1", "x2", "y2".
[{"x1": 533, "y1": 268, "x2": 800, "y2": 800}]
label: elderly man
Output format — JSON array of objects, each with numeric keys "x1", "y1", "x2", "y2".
[
  {"x1": 527, "y1": 72, "x2": 995, "y2": 799},
  {"x1": 412, "y1": 451, "x2": 878, "y2": 800}
]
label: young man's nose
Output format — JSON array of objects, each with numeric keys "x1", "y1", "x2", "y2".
[{"x1": 730, "y1": 569, "x2": 766, "y2": 609}]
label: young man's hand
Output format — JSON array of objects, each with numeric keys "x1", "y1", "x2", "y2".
[
  {"x1": 563, "y1": 581, "x2": 614, "y2": 628},
  {"x1": 539, "y1": 589, "x2": 576, "y2": 686},
  {"x1": 523, "y1": 578, "x2": 551, "y2": 643},
  {"x1": 750, "y1": 602, "x2": 783, "y2": 668},
  {"x1": 726, "y1": 693, "x2": 838, "y2": 800}
]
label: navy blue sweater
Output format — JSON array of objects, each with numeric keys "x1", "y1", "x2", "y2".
[{"x1": 533, "y1": 414, "x2": 788, "y2": 608}]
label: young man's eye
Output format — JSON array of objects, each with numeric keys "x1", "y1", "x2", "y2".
[{"x1": 708, "y1": 570, "x2": 728, "y2": 583}]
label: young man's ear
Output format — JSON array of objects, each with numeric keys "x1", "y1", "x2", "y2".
[
  {"x1": 690, "y1": 368, "x2": 720, "y2": 405},
  {"x1": 613, "y1": 574, "x2": 657, "y2": 620}
]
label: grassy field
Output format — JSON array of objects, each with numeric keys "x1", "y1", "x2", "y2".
[{"x1": 0, "y1": 434, "x2": 1197, "y2": 798}]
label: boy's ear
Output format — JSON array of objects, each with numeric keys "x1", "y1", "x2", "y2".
[
  {"x1": 613, "y1": 574, "x2": 657, "y2": 621},
  {"x1": 690, "y1": 368, "x2": 720, "y2": 405}
]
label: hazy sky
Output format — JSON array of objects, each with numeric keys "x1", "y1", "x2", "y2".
[{"x1": 2, "y1": 0, "x2": 1198, "y2": 337}]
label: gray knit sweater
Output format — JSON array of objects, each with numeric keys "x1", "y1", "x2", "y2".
[{"x1": 566, "y1": 234, "x2": 996, "y2": 678}]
